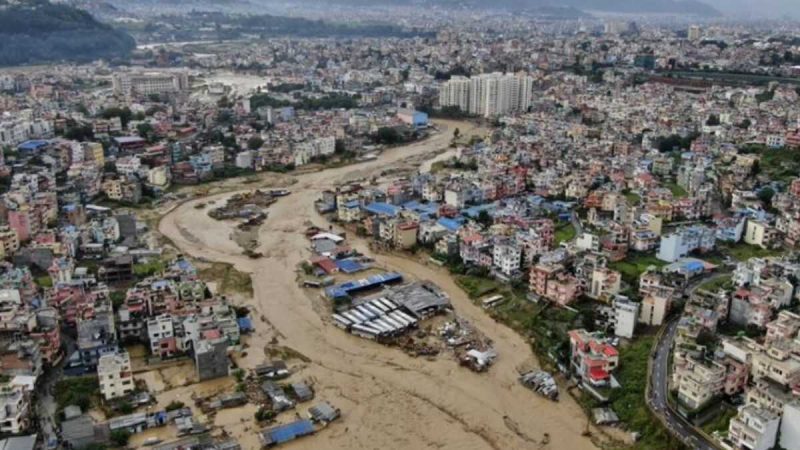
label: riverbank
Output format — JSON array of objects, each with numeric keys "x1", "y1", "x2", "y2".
[{"x1": 158, "y1": 119, "x2": 608, "y2": 450}]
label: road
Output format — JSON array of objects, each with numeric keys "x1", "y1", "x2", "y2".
[{"x1": 647, "y1": 273, "x2": 730, "y2": 450}]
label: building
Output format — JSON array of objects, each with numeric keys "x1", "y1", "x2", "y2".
[
  {"x1": 439, "y1": 72, "x2": 534, "y2": 118},
  {"x1": 0, "y1": 385, "x2": 29, "y2": 434},
  {"x1": 112, "y1": 71, "x2": 190, "y2": 96},
  {"x1": 639, "y1": 292, "x2": 671, "y2": 327},
  {"x1": 568, "y1": 329, "x2": 619, "y2": 387},
  {"x1": 780, "y1": 401, "x2": 800, "y2": 450},
  {"x1": 688, "y1": 25, "x2": 702, "y2": 40},
  {"x1": 194, "y1": 337, "x2": 229, "y2": 381},
  {"x1": 657, "y1": 226, "x2": 715, "y2": 262},
  {"x1": 97, "y1": 351, "x2": 134, "y2": 401},
  {"x1": 147, "y1": 315, "x2": 177, "y2": 358},
  {"x1": 396, "y1": 109, "x2": 429, "y2": 127},
  {"x1": 744, "y1": 220, "x2": 776, "y2": 249},
  {"x1": 676, "y1": 357, "x2": 726, "y2": 410},
  {"x1": 609, "y1": 297, "x2": 639, "y2": 339},
  {"x1": 589, "y1": 268, "x2": 621, "y2": 302},
  {"x1": 727, "y1": 406, "x2": 779, "y2": 450}
]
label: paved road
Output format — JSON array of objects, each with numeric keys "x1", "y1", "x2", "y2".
[{"x1": 647, "y1": 273, "x2": 731, "y2": 450}]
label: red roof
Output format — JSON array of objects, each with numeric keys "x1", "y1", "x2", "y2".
[
  {"x1": 589, "y1": 367, "x2": 609, "y2": 381},
  {"x1": 602, "y1": 345, "x2": 618, "y2": 357},
  {"x1": 313, "y1": 258, "x2": 338, "y2": 274},
  {"x1": 202, "y1": 329, "x2": 221, "y2": 340}
]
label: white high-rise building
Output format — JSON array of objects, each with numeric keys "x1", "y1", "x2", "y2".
[
  {"x1": 439, "y1": 72, "x2": 534, "y2": 118},
  {"x1": 112, "y1": 71, "x2": 190, "y2": 96}
]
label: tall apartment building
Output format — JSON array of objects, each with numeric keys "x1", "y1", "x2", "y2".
[
  {"x1": 112, "y1": 71, "x2": 190, "y2": 96},
  {"x1": 439, "y1": 72, "x2": 534, "y2": 118},
  {"x1": 98, "y1": 351, "x2": 134, "y2": 401}
]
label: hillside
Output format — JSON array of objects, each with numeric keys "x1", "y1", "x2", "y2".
[
  {"x1": 295, "y1": 0, "x2": 719, "y2": 16},
  {"x1": 0, "y1": 0, "x2": 135, "y2": 66}
]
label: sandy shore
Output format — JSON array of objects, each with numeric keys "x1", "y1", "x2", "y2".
[{"x1": 158, "y1": 120, "x2": 607, "y2": 450}]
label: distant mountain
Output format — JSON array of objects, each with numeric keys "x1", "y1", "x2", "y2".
[
  {"x1": 0, "y1": 0, "x2": 135, "y2": 66},
  {"x1": 292, "y1": 0, "x2": 720, "y2": 16},
  {"x1": 700, "y1": 0, "x2": 800, "y2": 19}
]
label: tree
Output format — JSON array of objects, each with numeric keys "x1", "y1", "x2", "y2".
[
  {"x1": 375, "y1": 127, "x2": 402, "y2": 145},
  {"x1": 247, "y1": 136, "x2": 264, "y2": 150},
  {"x1": 706, "y1": 114, "x2": 720, "y2": 126},
  {"x1": 110, "y1": 430, "x2": 130, "y2": 447},
  {"x1": 757, "y1": 187, "x2": 775, "y2": 206},
  {"x1": 166, "y1": 400, "x2": 186, "y2": 411},
  {"x1": 476, "y1": 210, "x2": 493, "y2": 228},
  {"x1": 453, "y1": 128, "x2": 461, "y2": 140}
]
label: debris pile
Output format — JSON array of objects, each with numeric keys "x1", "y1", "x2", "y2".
[
  {"x1": 208, "y1": 190, "x2": 279, "y2": 220},
  {"x1": 519, "y1": 370, "x2": 559, "y2": 401}
]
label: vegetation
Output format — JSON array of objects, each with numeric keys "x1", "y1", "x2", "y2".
[
  {"x1": 701, "y1": 406, "x2": 736, "y2": 435},
  {"x1": 699, "y1": 275, "x2": 733, "y2": 292},
  {"x1": 554, "y1": 222, "x2": 577, "y2": 245},
  {"x1": 665, "y1": 181, "x2": 688, "y2": 198},
  {"x1": 165, "y1": 400, "x2": 185, "y2": 412},
  {"x1": 609, "y1": 336, "x2": 682, "y2": 450},
  {"x1": 0, "y1": 0, "x2": 135, "y2": 66},
  {"x1": 133, "y1": 259, "x2": 166, "y2": 278},
  {"x1": 455, "y1": 275, "x2": 500, "y2": 299},
  {"x1": 656, "y1": 132, "x2": 699, "y2": 153},
  {"x1": 610, "y1": 254, "x2": 667, "y2": 285},
  {"x1": 198, "y1": 262, "x2": 253, "y2": 296},
  {"x1": 718, "y1": 242, "x2": 784, "y2": 261},
  {"x1": 249, "y1": 92, "x2": 359, "y2": 111},
  {"x1": 54, "y1": 376, "x2": 98, "y2": 412},
  {"x1": 110, "y1": 429, "x2": 131, "y2": 447}
]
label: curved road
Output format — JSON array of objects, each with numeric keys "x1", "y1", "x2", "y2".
[{"x1": 648, "y1": 274, "x2": 730, "y2": 450}]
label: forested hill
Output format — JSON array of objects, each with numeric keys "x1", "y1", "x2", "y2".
[{"x1": 0, "y1": 0, "x2": 135, "y2": 66}]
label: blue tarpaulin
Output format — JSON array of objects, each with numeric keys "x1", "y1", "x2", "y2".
[
  {"x1": 325, "y1": 272, "x2": 403, "y2": 300},
  {"x1": 237, "y1": 317, "x2": 254, "y2": 332}
]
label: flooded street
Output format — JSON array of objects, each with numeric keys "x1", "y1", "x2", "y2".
[{"x1": 159, "y1": 120, "x2": 603, "y2": 450}]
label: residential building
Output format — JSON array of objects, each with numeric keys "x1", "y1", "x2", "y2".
[
  {"x1": 727, "y1": 406, "x2": 779, "y2": 450},
  {"x1": 657, "y1": 226, "x2": 715, "y2": 262},
  {"x1": 568, "y1": 329, "x2": 619, "y2": 387},
  {"x1": 97, "y1": 351, "x2": 134, "y2": 401}
]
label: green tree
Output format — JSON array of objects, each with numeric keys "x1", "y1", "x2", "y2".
[
  {"x1": 758, "y1": 187, "x2": 775, "y2": 206},
  {"x1": 247, "y1": 136, "x2": 264, "y2": 150},
  {"x1": 110, "y1": 430, "x2": 130, "y2": 446}
]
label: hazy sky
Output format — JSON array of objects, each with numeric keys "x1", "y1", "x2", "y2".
[{"x1": 701, "y1": 0, "x2": 800, "y2": 19}]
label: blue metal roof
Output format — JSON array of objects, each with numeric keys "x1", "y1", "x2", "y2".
[
  {"x1": 437, "y1": 217, "x2": 463, "y2": 232},
  {"x1": 265, "y1": 419, "x2": 314, "y2": 444},
  {"x1": 364, "y1": 202, "x2": 398, "y2": 217},
  {"x1": 462, "y1": 203, "x2": 496, "y2": 218},
  {"x1": 335, "y1": 259, "x2": 364, "y2": 274},
  {"x1": 325, "y1": 272, "x2": 403, "y2": 299},
  {"x1": 17, "y1": 140, "x2": 49, "y2": 151}
]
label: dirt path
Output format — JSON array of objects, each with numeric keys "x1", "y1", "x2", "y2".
[{"x1": 159, "y1": 120, "x2": 603, "y2": 450}]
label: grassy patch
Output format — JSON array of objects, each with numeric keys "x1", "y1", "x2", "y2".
[
  {"x1": 665, "y1": 182, "x2": 688, "y2": 198},
  {"x1": 625, "y1": 192, "x2": 641, "y2": 205},
  {"x1": 455, "y1": 275, "x2": 500, "y2": 299},
  {"x1": 35, "y1": 276, "x2": 53, "y2": 288},
  {"x1": 758, "y1": 146, "x2": 800, "y2": 183},
  {"x1": 199, "y1": 262, "x2": 253, "y2": 297},
  {"x1": 699, "y1": 275, "x2": 732, "y2": 292},
  {"x1": 609, "y1": 336, "x2": 682, "y2": 450},
  {"x1": 718, "y1": 242, "x2": 783, "y2": 261},
  {"x1": 610, "y1": 254, "x2": 667, "y2": 285},
  {"x1": 54, "y1": 376, "x2": 99, "y2": 413},
  {"x1": 701, "y1": 405, "x2": 736, "y2": 435},
  {"x1": 554, "y1": 222, "x2": 577, "y2": 245},
  {"x1": 133, "y1": 259, "x2": 165, "y2": 278}
]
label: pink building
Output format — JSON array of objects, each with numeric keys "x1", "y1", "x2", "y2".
[{"x1": 568, "y1": 329, "x2": 620, "y2": 386}]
